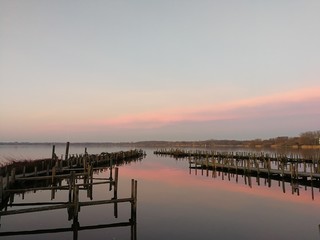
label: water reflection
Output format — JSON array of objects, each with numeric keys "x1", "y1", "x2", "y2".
[{"x1": 189, "y1": 164, "x2": 320, "y2": 200}]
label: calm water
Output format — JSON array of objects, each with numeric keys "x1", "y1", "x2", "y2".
[{"x1": 0, "y1": 144, "x2": 320, "y2": 240}]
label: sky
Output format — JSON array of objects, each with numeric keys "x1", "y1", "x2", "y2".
[{"x1": 0, "y1": 0, "x2": 320, "y2": 142}]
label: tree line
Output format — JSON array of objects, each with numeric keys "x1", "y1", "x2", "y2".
[{"x1": 124, "y1": 130, "x2": 320, "y2": 148}]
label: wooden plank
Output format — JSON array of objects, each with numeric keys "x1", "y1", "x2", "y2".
[
  {"x1": 0, "y1": 203, "x2": 71, "y2": 216},
  {"x1": 0, "y1": 221, "x2": 133, "y2": 236}
]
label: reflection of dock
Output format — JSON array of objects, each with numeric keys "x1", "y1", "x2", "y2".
[
  {"x1": 154, "y1": 148, "x2": 320, "y2": 180},
  {"x1": 0, "y1": 144, "x2": 141, "y2": 240},
  {"x1": 188, "y1": 158, "x2": 320, "y2": 200},
  {"x1": 155, "y1": 148, "x2": 320, "y2": 200}
]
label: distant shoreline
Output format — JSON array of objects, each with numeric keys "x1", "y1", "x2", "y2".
[{"x1": 1, "y1": 141, "x2": 319, "y2": 149}]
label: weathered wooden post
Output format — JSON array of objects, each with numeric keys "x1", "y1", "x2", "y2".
[
  {"x1": 52, "y1": 166, "x2": 56, "y2": 183},
  {"x1": 51, "y1": 144, "x2": 56, "y2": 167},
  {"x1": 195, "y1": 159, "x2": 198, "y2": 176},
  {"x1": 73, "y1": 185, "x2": 79, "y2": 218},
  {"x1": 65, "y1": 142, "x2": 70, "y2": 161},
  {"x1": 282, "y1": 178, "x2": 286, "y2": 193},
  {"x1": 11, "y1": 168, "x2": 16, "y2": 184},
  {"x1": 206, "y1": 157, "x2": 209, "y2": 177},
  {"x1": 22, "y1": 166, "x2": 26, "y2": 177},
  {"x1": 112, "y1": 167, "x2": 119, "y2": 218},
  {"x1": 267, "y1": 158, "x2": 271, "y2": 177},
  {"x1": 114, "y1": 167, "x2": 119, "y2": 199},
  {"x1": 6, "y1": 170, "x2": 10, "y2": 189},
  {"x1": 34, "y1": 166, "x2": 38, "y2": 176},
  {"x1": 83, "y1": 155, "x2": 87, "y2": 172},
  {"x1": 46, "y1": 164, "x2": 50, "y2": 176},
  {"x1": 213, "y1": 157, "x2": 217, "y2": 178},
  {"x1": 0, "y1": 176, "x2": 3, "y2": 203},
  {"x1": 131, "y1": 179, "x2": 138, "y2": 222}
]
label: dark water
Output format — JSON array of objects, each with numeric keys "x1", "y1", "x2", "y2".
[{"x1": 0, "y1": 145, "x2": 320, "y2": 240}]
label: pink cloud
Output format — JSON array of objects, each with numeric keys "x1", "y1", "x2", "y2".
[{"x1": 95, "y1": 86, "x2": 320, "y2": 129}]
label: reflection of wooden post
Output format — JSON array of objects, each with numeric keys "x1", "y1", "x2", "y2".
[
  {"x1": 74, "y1": 185, "x2": 79, "y2": 218},
  {"x1": 87, "y1": 167, "x2": 93, "y2": 200},
  {"x1": 311, "y1": 179, "x2": 314, "y2": 200},
  {"x1": 131, "y1": 179, "x2": 138, "y2": 240},
  {"x1": 52, "y1": 167, "x2": 56, "y2": 183},
  {"x1": 72, "y1": 217, "x2": 79, "y2": 240},
  {"x1": 201, "y1": 160, "x2": 204, "y2": 176},
  {"x1": 113, "y1": 167, "x2": 119, "y2": 218},
  {"x1": 114, "y1": 167, "x2": 119, "y2": 198},
  {"x1": 51, "y1": 187, "x2": 55, "y2": 200}
]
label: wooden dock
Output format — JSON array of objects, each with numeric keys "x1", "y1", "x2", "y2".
[
  {"x1": 0, "y1": 143, "x2": 144, "y2": 203},
  {"x1": 155, "y1": 148, "x2": 320, "y2": 200},
  {"x1": 154, "y1": 148, "x2": 320, "y2": 180},
  {"x1": 0, "y1": 143, "x2": 142, "y2": 239}
]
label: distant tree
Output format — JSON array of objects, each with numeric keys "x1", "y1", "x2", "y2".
[{"x1": 299, "y1": 130, "x2": 320, "y2": 145}]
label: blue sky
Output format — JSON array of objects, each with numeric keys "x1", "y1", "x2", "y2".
[{"x1": 1, "y1": 0, "x2": 319, "y2": 142}]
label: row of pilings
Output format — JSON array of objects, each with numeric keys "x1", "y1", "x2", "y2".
[
  {"x1": 154, "y1": 148, "x2": 320, "y2": 180},
  {"x1": 0, "y1": 145, "x2": 145, "y2": 204},
  {"x1": 154, "y1": 148, "x2": 320, "y2": 163}
]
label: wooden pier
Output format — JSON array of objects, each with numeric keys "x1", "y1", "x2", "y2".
[
  {"x1": 0, "y1": 143, "x2": 142, "y2": 239},
  {"x1": 0, "y1": 144, "x2": 144, "y2": 203},
  {"x1": 155, "y1": 148, "x2": 320, "y2": 200},
  {"x1": 154, "y1": 148, "x2": 320, "y2": 181}
]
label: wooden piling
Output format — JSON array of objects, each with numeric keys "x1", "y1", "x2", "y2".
[
  {"x1": 50, "y1": 145, "x2": 56, "y2": 167},
  {"x1": 65, "y1": 142, "x2": 70, "y2": 161},
  {"x1": 114, "y1": 167, "x2": 119, "y2": 199},
  {"x1": 0, "y1": 176, "x2": 3, "y2": 202},
  {"x1": 11, "y1": 168, "x2": 16, "y2": 184},
  {"x1": 131, "y1": 179, "x2": 137, "y2": 223},
  {"x1": 52, "y1": 167, "x2": 56, "y2": 183}
]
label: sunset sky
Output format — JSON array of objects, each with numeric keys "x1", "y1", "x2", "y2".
[{"x1": 1, "y1": 0, "x2": 320, "y2": 142}]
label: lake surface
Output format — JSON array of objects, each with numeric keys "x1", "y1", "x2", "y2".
[{"x1": 0, "y1": 144, "x2": 320, "y2": 240}]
